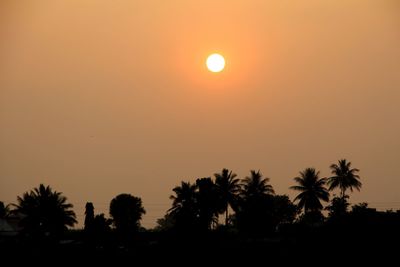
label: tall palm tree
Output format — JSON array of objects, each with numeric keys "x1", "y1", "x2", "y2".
[
  {"x1": 290, "y1": 168, "x2": 330, "y2": 213},
  {"x1": 214, "y1": 168, "x2": 241, "y2": 225},
  {"x1": 328, "y1": 159, "x2": 362, "y2": 199},
  {"x1": 236, "y1": 170, "x2": 274, "y2": 235},
  {"x1": 196, "y1": 177, "x2": 219, "y2": 230},
  {"x1": 241, "y1": 170, "x2": 275, "y2": 199},
  {"x1": 15, "y1": 184, "x2": 76, "y2": 238},
  {"x1": 168, "y1": 181, "x2": 198, "y2": 230},
  {"x1": 169, "y1": 181, "x2": 198, "y2": 214}
]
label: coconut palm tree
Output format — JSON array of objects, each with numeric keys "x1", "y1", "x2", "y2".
[
  {"x1": 214, "y1": 168, "x2": 241, "y2": 225},
  {"x1": 0, "y1": 201, "x2": 11, "y2": 219},
  {"x1": 169, "y1": 181, "x2": 198, "y2": 214},
  {"x1": 196, "y1": 177, "x2": 219, "y2": 231},
  {"x1": 290, "y1": 168, "x2": 330, "y2": 213},
  {"x1": 168, "y1": 181, "x2": 198, "y2": 231},
  {"x1": 241, "y1": 170, "x2": 275, "y2": 198},
  {"x1": 328, "y1": 159, "x2": 362, "y2": 200},
  {"x1": 235, "y1": 170, "x2": 275, "y2": 235},
  {"x1": 15, "y1": 184, "x2": 77, "y2": 238}
]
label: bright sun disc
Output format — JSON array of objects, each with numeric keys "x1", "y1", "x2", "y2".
[{"x1": 206, "y1": 53, "x2": 225, "y2": 73}]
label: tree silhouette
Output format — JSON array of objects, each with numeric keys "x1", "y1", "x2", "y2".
[
  {"x1": 0, "y1": 201, "x2": 11, "y2": 219},
  {"x1": 270, "y1": 195, "x2": 299, "y2": 227},
  {"x1": 326, "y1": 196, "x2": 350, "y2": 220},
  {"x1": 328, "y1": 159, "x2": 362, "y2": 200},
  {"x1": 83, "y1": 201, "x2": 112, "y2": 245},
  {"x1": 14, "y1": 184, "x2": 76, "y2": 239},
  {"x1": 241, "y1": 170, "x2": 275, "y2": 198},
  {"x1": 109, "y1": 194, "x2": 145, "y2": 237},
  {"x1": 290, "y1": 168, "x2": 329, "y2": 214},
  {"x1": 155, "y1": 213, "x2": 176, "y2": 232},
  {"x1": 91, "y1": 214, "x2": 112, "y2": 245},
  {"x1": 214, "y1": 168, "x2": 240, "y2": 226},
  {"x1": 168, "y1": 181, "x2": 198, "y2": 232},
  {"x1": 236, "y1": 170, "x2": 275, "y2": 235},
  {"x1": 195, "y1": 177, "x2": 219, "y2": 231},
  {"x1": 351, "y1": 202, "x2": 374, "y2": 215},
  {"x1": 92, "y1": 214, "x2": 112, "y2": 232},
  {"x1": 84, "y1": 202, "x2": 95, "y2": 231}
]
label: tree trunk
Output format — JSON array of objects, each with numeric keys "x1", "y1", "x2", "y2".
[
  {"x1": 341, "y1": 188, "x2": 345, "y2": 200},
  {"x1": 225, "y1": 207, "x2": 229, "y2": 226}
]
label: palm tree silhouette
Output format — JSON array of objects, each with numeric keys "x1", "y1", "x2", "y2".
[
  {"x1": 214, "y1": 168, "x2": 241, "y2": 226},
  {"x1": 328, "y1": 159, "x2": 362, "y2": 200},
  {"x1": 168, "y1": 181, "x2": 198, "y2": 231},
  {"x1": 236, "y1": 170, "x2": 275, "y2": 235},
  {"x1": 0, "y1": 201, "x2": 11, "y2": 219},
  {"x1": 241, "y1": 170, "x2": 275, "y2": 198},
  {"x1": 290, "y1": 168, "x2": 330, "y2": 213},
  {"x1": 196, "y1": 177, "x2": 219, "y2": 231},
  {"x1": 169, "y1": 181, "x2": 197, "y2": 214},
  {"x1": 15, "y1": 184, "x2": 76, "y2": 238}
]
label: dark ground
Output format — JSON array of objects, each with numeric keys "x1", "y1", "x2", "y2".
[{"x1": 2, "y1": 229, "x2": 398, "y2": 266}]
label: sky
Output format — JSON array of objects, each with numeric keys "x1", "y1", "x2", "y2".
[{"x1": 1, "y1": 0, "x2": 399, "y2": 228}]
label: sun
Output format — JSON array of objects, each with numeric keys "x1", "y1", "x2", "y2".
[{"x1": 206, "y1": 53, "x2": 225, "y2": 73}]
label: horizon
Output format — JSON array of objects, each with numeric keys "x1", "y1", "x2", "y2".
[{"x1": 1, "y1": 0, "x2": 399, "y2": 228}]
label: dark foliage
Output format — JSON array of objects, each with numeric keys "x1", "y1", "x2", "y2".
[
  {"x1": 4, "y1": 161, "x2": 399, "y2": 265},
  {"x1": 14, "y1": 184, "x2": 76, "y2": 240},
  {"x1": 326, "y1": 195, "x2": 350, "y2": 221},
  {"x1": 84, "y1": 202, "x2": 112, "y2": 246},
  {"x1": 84, "y1": 202, "x2": 94, "y2": 231},
  {"x1": 291, "y1": 168, "x2": 330, "y2": 214},
  {"x1": 214, "y1": 168, "x2": 241, "y2": 226},
  {"x1": 109, "y1": 194, "x2": 145, "y2": 237},
  {"x1": 0, "y1": 201, "x2": 11, "y2": 218},
  {"x1": 168, "y1": 181, "x2": 199, "y2": 233},
  {"x1": 232, "y1": 170, "x2": 276, "y2": 235},
  {"x1": 328, "y1": 159, "x2": 362, "y2": 199},
  {"x1": 195, "y1": 177, "x2": 220, "y2": 231}
]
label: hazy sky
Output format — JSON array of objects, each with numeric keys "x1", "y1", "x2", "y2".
[{"x1": 1, "y1": 0, "x2": 399, "y2": 228}]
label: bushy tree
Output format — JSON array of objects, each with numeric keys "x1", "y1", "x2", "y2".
[
  {"x1": 326, "y1": 196, "x2": 350, "y2": 221},
  {"x1": 109, "y1": 194, "x2": 146, "y2": 236}
]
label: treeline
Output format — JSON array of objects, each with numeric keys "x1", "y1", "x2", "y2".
[
  {"x1": 155, "y1": 159, "x2": 363, "y2": 235},
  {"x1": 1, "y1": 158, "x2": 399, "y2": 247}
]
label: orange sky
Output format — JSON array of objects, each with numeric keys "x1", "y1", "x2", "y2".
[{"x1": 1, "y1": 0, "x2": 399, "y2": 227}]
